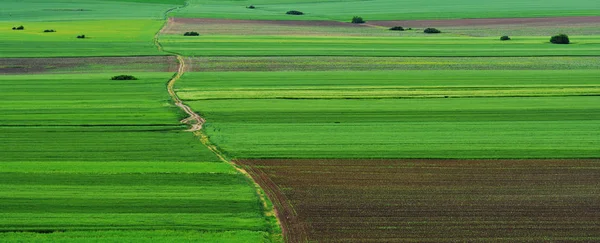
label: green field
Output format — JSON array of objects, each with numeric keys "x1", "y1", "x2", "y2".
[
  {"x1": 171, "y1": 0, "x2": 600, "y2": 20},
  {"x1": 0, "y1": 68, "x2": 278, "y2": 241},
  {"x1": 176, "y1": 69, "x2": 600, "y2": 159},
  {"x1": 161, "y1": 35, "x2": 600, "y2": 57},
  {"x1": 3, "y1": 0, "x2": 600, "y2": 241}
]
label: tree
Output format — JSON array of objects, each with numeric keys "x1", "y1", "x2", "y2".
[
  {"x1": 76, "y1": 34, "x2": 86, "y2": 39},
  {"x1": 500, "y1": 35, "x2": 510, "y2": 41},
  {"x1": 550, "y1": 34, "x2": 570, "y2": 44},
  {"x1": 111, "y1": 75, "x2": 138, "y2": 80},
  {"x1": 423, "y1": 28, "x2": 441, "y2": 34},
  {"x1": 389, "y1": 26, "x2": 405, "y2": 31},
  {"x1": 184, "y1": 31, "x2": 200, "y2": 36},
  {"x1": 351, "y1": 16, "x2": 365, "y2": 24},
  {"x1": 286, "y1": 10, "x2": 304, "y2": 15}
]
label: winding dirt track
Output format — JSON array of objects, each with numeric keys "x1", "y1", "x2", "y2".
[{"x1": 167, "y1": 56, "x2": 205, "y2": 132}]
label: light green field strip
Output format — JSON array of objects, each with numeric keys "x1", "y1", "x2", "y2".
[
  {"x1": 171, "y1": 0, "x2": 600, "y2": 20},
  {"x1": 1, "y1": 20, "x2": 165, "y2": 57},
  {"x1": 1, "y1": 0, "x2": 183, "y2": 21},
  {"x1": 177, "y1": 70, "x2": 600, "y2": 99},
  {"x1": 161, "y1": 35, "x2": 600, "y2": 57},
  {"x1": 0, "y1": 230, "x2": 268, "y2": 243}
]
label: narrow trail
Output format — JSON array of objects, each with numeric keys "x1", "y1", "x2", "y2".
[
  {"x1": 167, "y1": 56, "x2": 205, "y2": 132},
  {"x1": 154, "y1": 2, "x2": 284, "y2": 241}
]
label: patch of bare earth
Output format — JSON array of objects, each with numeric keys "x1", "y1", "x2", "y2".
[
  {"x1": 162, "y1": 17, "x2": 372, "y2": 36},
  {"x1": 237, "y1": 159, "x2": 600, "y2": 242},
  {"x1": 370, "y1": 16, "x2": 600, "y2": 28},
  {"x1": 0, "y1": 56, "x2": 178, "y2": 74}
]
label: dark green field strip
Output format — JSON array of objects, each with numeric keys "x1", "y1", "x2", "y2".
[
  {"x1": 0, "y1": 162, "x2": 269, "y2": 233},
  {"x1": 0, "y1": 230, "x2": 269, "y2": 242},
  {"x1": 0, "y1": 41, "x2": 165, "y2": 58},
  {"x1": 161, "y1": 35, "x2": 600, "y2": 57},
  {"x1": 185, "y1": 56, "x2": 600, "y2": 72},
  {"x1": 0, "y1": 127, "x2": 220, "y2": 162},
  {"x1": 188, "y1": 96, "x2": 600, "y2": 159},
  {"x1": 0, "y1": 73, "x2": 183, "y2": 126},
  {"x1": 240, "y1": 159, "x2": 600, "y2": 242}
]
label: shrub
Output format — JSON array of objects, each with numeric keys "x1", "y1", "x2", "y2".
[
  {"x1": 12, "y1": 26, "x2": 24, "y2": 30},
  {"x1": 550, "y1": 34, "x2": 570, "y2": 44},
  {"x1": 424, "y1": 28, "x2": 441, "y2": 34},
  {"x1": 183, "y1": 31, "x2": 200, "y2": 36},
  {"x1": 389, "y1": 26, "x2": 404, "y2": 31},
  {"x1": 351, "y1": 16, "x2": 365, "y2": 24},
  {"x1": 111, "y1": 75, "x2": 138, "y2": 80},
  {"x1": 500, "y1": 35, "x2": 510, "y2": 41},
  {"x1": 44, "y1": 29, "x2": 56, "y2": 33},
  {"x1": 247, "y1": 5, "x2": 255, "y2": 9},
  {"x1": 286, "y1": 10, "x2": 304, "y2": 15},
  {"x1": 407, "y1": 27, "x2": 412, "y2": 30},
  {"x1": 76, "y1": 35, "x2": 86, "y2": 39}
]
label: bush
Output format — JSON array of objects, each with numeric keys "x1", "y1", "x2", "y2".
[
  {"x1": 389, "y1": 26, "x2": 404, "y2": 31},
  {"x1": 183, "y1": 31, "x2": 200, "y2": 36},
  {"x1": 76, "y1": 35, "x2": 86, "y2": 39},
  {"x1": 550, "y1": 34, "x2": 570, "y2": 44},
  {"x1": 247, "y1": 5, "x2": 255, "y2": 9},
  {"x1": 111, "y1": 75, "x2": 138, "y2": 80},
  {"x1": 351, "y1": 16, "x2": 365, "y2": 24},
  {"x1": 500, "y1": 35, "x2": 510, "y2": 41},
  {"x1": 44, "y1": 29, "x2": 56, "y2": 33},
  {"x1": 12, "y1": 26, "x2": 24, "y2": 30},
  {"x1": 423, "y1": 28, "x2": 441, "y2": 34},
  {"x1": 286, "y1": 10, "x2": 304, "y2": 15}
]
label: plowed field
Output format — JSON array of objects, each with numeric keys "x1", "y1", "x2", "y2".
[{"x1": 238, "y1": 159, "x2": 600, "y2": 242}]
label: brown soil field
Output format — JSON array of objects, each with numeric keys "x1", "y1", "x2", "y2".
[
  {"x1": 370, "y1": 16, "x2": 600, "y2": 28},
  {"x1": 170, "y1": 18, "x2": 364, "y2": 27},
  {"x1": 0, "y1": 56, "x2": 178, "y2": 74},
  {"x1": 237, "y1": 159, "x2": 600, "y2": 242}
]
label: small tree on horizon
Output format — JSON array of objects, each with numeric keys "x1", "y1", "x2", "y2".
[
  {"x1": 351, "y1": 16, "x2": 365, "y2": 24},
  {"x1": 550, "y1": 34, "x2": 570, "y2": 44}
]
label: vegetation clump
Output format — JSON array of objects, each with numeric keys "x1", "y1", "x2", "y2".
[
  {"x1": 424, "y1": 28, "x2": 441, "y2": 34},
  {"x1": 550, "y1": 34, "x2": 570, "y2": 44},
  {"x1": 351, "y1": 16, "x2": 365, "y2": 24},
  {"x1": 12, "y1": 26, "x2": 24, "y2": 30},
  {"x1": 110, "y1": 75, "x2": 138, "y2": 80},
  {"x1": 286, "y1": 10, "x2": 304, "y2": 15},
  {"x1": 500, "y1": 35, "x2": 510, "y2": 41},
  {"x1": 44, "y1": 29, "x2": 56, "y2": 33},
  {"x1": 184, "y1": 31, "x2": 200, "y2": 36},
  {"x1": 389, "y1": 26, "x2": 405, "y2": 31},
  {"x1": 247, "y1": 5, "x2": 255, "y2": 9},
  {"x1": 76, "y1": 34, "x2": 86, "y2": 39}
]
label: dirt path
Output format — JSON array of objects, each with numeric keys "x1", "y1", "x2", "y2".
[{"x1": 167, "y1": 56, "x2": 205, "y2": 132}]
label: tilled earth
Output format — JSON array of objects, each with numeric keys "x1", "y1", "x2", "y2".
[
  {"x1": 237, "y1": 159, "x2": 600, "y2": 242},
  {"x1": 0, "y1": 56, "x2": 177, "y2": 74}
]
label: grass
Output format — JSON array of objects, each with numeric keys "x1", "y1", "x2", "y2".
[
  {"x1": 171, "y1": 0, "x2": 600, "y2": 21},
  {"x1": 1, "y1": 20, "x2": 165, "y2": 57},
  {"x1": 183, "y1": 56, "x2": 600, "y2": 72},
  {"x1": 0, "y1": 70, "x2": 278, "y2": 240},
  {"x1": 0, "y1": 162, "x2": 268, "y2": 232},
  {"x1": 161, "y1": 35, "x2": 600, "y2": 57},
  {"x1": 176, "y1": 70, "x2": 600, "y2": 159},
  {"x1": 1, "y1": 0, "x2": 183, "y2": 21}
]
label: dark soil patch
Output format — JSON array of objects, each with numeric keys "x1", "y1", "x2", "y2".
[
  {"x1": 237, "y1": 159, "x2": 600, "y2": 242},
  {"x1": 370, "y1": 16, "x2": 600, "y2": 28},
  {"x1": 0, "y1": 56, "x2": 178, "y2": 74}
]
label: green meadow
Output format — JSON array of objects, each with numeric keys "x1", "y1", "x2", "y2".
[
  {"x1": 171, "y1": 0, "x2": 600, "y2": 20},
  {"x1": 161, "y1": 35, "x2": 600, "y2": 57}
]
